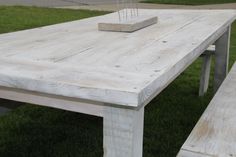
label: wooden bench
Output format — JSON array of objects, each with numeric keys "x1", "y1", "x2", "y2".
[{"x1": 177, "y1": 62, "x2": 236, "y2": 157}]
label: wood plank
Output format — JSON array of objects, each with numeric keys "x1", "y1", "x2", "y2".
[
  {"x1": 0, "y1": 10, "x2": 235, "y2": 108},
  {"x1": 180, "y1": 63, "x2": 236, "y2": 157},
  {"x1": 103, "y1": 106, "x2": 144, "y2": 157},
  {"x1": 201, "y1": 45, "x2": 215, "y2": 56},
  {"x1": 206, "y1": 45, "x2": 216, "y2": 52},
  {"x1": 199, "y1": 53, "x2": 212, "y2": 96},
  {"x1": 0, "y1": 86, "x2": 104, "y2": 117},
  {"x1": 0, "y1": 57, "x2": 146, "y2": 107},
  {"x1": 214, "y1": 26, "x2": 231, "y2": 93},
  {"x1": 199, "y1": 45, "x2": 215, "y2": 96},
  {"x1": 98, "y1": 15, "x2": 158, "y2": 32}
]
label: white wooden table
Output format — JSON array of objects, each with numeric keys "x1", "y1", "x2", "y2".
[{"x1": 0, "y1": 9, "x2": 235, "y2": 157}]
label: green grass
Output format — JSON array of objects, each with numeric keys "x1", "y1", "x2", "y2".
[
  {"x1": 0, "y1": 6, "x2": 107, "y2": 34},
  {"x1": 142, "y1": 0, "x2": 236, "y2": 5},
  {"x1": 0, "y1": 6, "x2": 236, "y2": 157}
]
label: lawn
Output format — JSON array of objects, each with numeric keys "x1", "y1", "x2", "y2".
[
  {"x1": 142, "y1": 0, "x2": 236, "y2": 5},
  {"x1": 0, "y1": 6, "x2": 236, "y2": 157},
  {"x1": 0, "y1": 6, "x2": 107, "y2": 34}
]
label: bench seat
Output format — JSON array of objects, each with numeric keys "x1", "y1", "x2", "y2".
[{"x1": 177, "y1": 62, "x2": 236, "y2": 157}]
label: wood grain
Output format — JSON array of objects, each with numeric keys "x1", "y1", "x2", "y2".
[
  {"x1": 199, "y1": 45, "x2": 215, "y2": 96},
  {"x1": 98, "y1": 14, "x2": 158, "y2": 32},
  {"x1": 214, "y1": 26, "x2": 231, "y2": 93},
  {"x1": 0, "y1": 10, "x2": 235, "y2": 107},
  {"x1": 103, "y1": 106, "x2": 144, "y2": 157},
  {"x1": 0, "y1": 86, "x2": 105, "y2": 117},
  {"x1": 199, "y1": 52, "x2": 212, "y2": 96},
  {"x1": 178, "y1": 63, "x2": 236, "y2": 157}
]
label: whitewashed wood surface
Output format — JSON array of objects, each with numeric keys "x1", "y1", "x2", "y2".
[
  {"x1": 178, "y1": 63, "x2": 236, "y2": 157},
  {"x1": 0, "y1": 9, "x2": 235, "y2": 108}
]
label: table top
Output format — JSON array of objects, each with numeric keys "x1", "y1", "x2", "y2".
[{"x1": 0, "y1": 9, "x2": 235, "y2": 108}]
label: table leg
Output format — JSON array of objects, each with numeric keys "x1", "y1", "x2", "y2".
[
  {"x1": 214, "y1": 26, "x2": 231, "y2": 93},
  {"x1": 199, "y1": 53, "x2": 212, "y2": 96},
  {"x1": 103, "y1": 106, "x2": 144, "y2": 157}
]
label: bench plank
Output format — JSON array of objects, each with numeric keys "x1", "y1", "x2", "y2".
[{"x1": 178, "y1": 63, "x2": 236, "y2": 157}]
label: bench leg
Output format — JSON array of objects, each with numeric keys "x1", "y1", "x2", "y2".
[
  {"x1": 103, "y1": 106, "x2": 144, "y2": 157},
  {"x1": 214, "y1": 26, "x2": 231, "y2": 93},
  {"x1": 199, "y1": 53, "x2": 212, "y2": 96}
]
